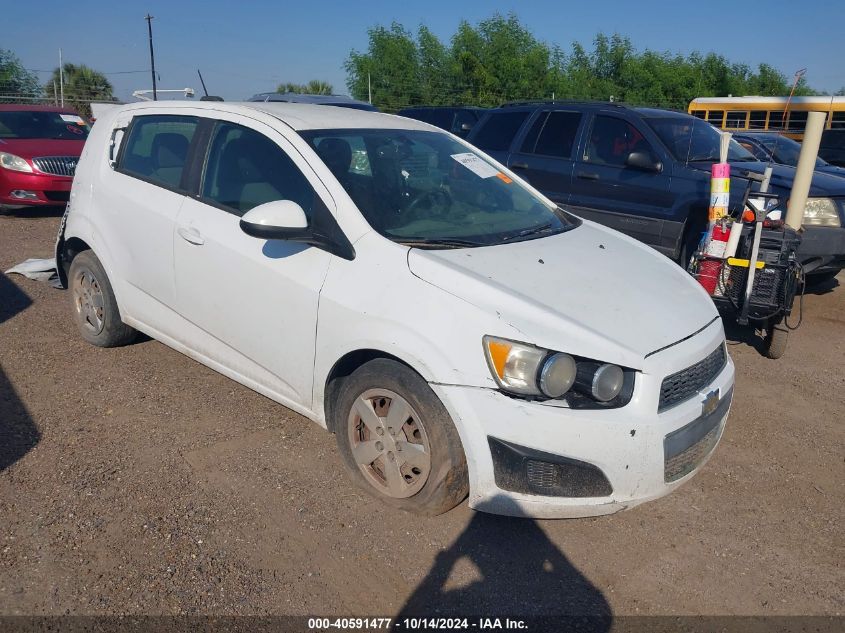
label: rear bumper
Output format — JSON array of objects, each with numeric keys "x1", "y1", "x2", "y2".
[
  {"x1": 796, "y1": 226, "x2": 845, "y2": 274},
  {"x1": 0, "y1": 170, "x2": 72, "y2": 206}
]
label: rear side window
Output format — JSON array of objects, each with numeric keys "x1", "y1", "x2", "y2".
[
  {"x1": 201, "y1": 122, "x2": 315, "y2": 217},
  {"x1": 532, "y1": 111, "x2": 583, "y2": 158},
  {"x1": 119, "y1": 115, "x2": 198, "y2": 190},
  {"x1": 471, "y1": 111, "x2": 529, "y2": 152}
]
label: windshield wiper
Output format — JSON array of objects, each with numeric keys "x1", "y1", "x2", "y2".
[
  {"x1": 501, "y1": 223, "x2": 557, "y2": 242},
  {"x1": 396, "y1": 237, "x2": 486, "y2": 249}
]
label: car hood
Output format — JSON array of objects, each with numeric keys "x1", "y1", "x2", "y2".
[
  {"x1": 690, "y1": 160, "x2": 845, "y2": 196},
  {"x1": 0, "y1": 138, "x2": 85, "y2": 159},
  {"x1": 407, "y1": 222, "x2": 718, "y2": 369}
]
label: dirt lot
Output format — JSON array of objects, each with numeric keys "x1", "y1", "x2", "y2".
[{"x1": 0, "y1": 208, "x2": 842, "y2": 621}]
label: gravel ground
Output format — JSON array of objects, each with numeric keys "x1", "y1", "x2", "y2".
[{"x1": 0, "y1": 207, "x2": 842, "y2": 619}]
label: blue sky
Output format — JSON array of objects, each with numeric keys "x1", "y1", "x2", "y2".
[{"x1": 6, "y1": 0, "x2": 844, "y2": 102}]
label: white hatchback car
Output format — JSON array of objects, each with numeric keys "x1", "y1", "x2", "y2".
[{"x1": 56, "y1": 101, "x2": 735, "y2": 518}]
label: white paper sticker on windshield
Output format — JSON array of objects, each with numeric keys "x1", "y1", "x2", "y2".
[
  {"x1": 60, "y1": 114, "x2": 85, "y2": 124},
  {"x1": 451, "y1": 153, "x2": 499, "y2": 178}
]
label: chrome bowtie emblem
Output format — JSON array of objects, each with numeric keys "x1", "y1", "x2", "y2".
[{"x1": 702, "y1": 389, "x2": 720, "y2": 416}]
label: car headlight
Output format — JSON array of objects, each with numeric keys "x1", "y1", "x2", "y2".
[
  {"x1": 0, "y1": 152, "x2": 34, "y2": 173},
  {"x1": 483, "y1": 335, "x2": 633, "y2": 407},
  {"x1": 803, "y1": 198, "x2": 841, "y2": 227}
]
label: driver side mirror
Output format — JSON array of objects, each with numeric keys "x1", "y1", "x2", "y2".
[
  {"x1": 626, "y1": 151, "x2": 663, "y2": 173},
  {"x1": 239, "y1": 199, "x2": 356, "y2": 261},
  {"x1": 240, "y1": 200, "x2": 308, "y2": 240}
]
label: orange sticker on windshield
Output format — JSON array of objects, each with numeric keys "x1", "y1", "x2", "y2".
[{"x1": 496, "y1": 172, "x2": 512, "y2": 184}]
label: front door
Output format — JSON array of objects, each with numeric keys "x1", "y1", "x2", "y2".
[
  {"x1": 568, "y1": 113, "x2": 674, "y2": 249},
  {"x1": 173, "y1": 118, "x2": 334, "y2": 408}
]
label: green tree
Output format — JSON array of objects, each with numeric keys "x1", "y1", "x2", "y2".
[
  {"x1": 0, "y1": 49, "x2": 39, "y2": 103},
  {"x1": 277, "y1": 80, "x2": 334, "y2": 95},
  {"x1": 44, "y1": 63, "x2": 114, "y2": 118}
]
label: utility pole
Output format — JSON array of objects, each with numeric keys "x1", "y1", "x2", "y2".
[
  {"x1": 368, "y1": 72, "x2": 372, "y2": 104},
  {"x1": 58, "y1": 49, "x2": 64, "y2": 107},
  {"x1": 145, "y1": 14, "x2": 157, "y2": 101}
]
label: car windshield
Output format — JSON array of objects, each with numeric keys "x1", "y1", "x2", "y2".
[
  {"x1": 0, "y1": 110, "x2": 90, "y2": 140},
  {"x1": 761, "y1": 136, "x2": 827, "y2": 168},
  {"x1": 300, "y1": 128, "x2": 576, "y2": 247},
  {"x1": 646, "y1": 116, "x2": 755, "y2": 163}
]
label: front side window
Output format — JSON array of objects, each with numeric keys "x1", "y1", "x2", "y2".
[
  {"x1": 586, "y1": 116, "x2": 652, "y2": 167},
  {"x1": 301, "y1": 128, "x2": 576, "y2": 247},
  {"x1": 120, "y1": 115, "x2": 198, "y2": 189},
  {"x1": 470, "y1": 111, "x2": 530, "y2": 152},
  {"x1": 0, "y1": 110, "x2": 90, "y2": 140},
  {"x1": 201, "y1": 122, "x2": 314, "y2": 217}
]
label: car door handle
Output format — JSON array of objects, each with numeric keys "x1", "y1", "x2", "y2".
[
  {"x1": 510, "y1": 162, "x2": 529, "y2": 170},
  {"x1": 576, "y1": 171, "x2": 600, "y2": 181},
  {"x1": 177, "y1": 226, "x2": 205, "y2": 245}
]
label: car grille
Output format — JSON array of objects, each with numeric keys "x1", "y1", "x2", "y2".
[
  {"x1": 664, "y1": 387, "x2": 733, "y2": 482},
  {"x1": 659, "y1": 344, "x2": 727, "y2": 411},
  {"x1": 32, "y1": 156, "x2": 79, "y2": 177}
]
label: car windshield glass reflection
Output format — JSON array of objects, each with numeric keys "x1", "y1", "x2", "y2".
[
  {"x1": 300, "y1": 129, "x2": 575, "y2": 247},
  {"x1": 0, "y1": 111, "x2": 90, "y2": 140},
  {"x1": 646, "y1": 116, "x2": 755, "y2": 163}
]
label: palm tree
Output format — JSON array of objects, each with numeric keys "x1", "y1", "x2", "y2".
[
  {"x1": 276, "y1": 80, "x2": 334, "y2": 95},
  {"x1": 45, "y1": 63, "x2": 115, "y2": 117}
]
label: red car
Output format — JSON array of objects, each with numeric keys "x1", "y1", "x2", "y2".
[{"x1": 0, "y1": 105, "x2": 89, "y2": 209}]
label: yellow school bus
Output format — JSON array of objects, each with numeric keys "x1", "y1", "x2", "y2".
[{"x1": 687, "y1": 96, "x2": 845, "y2": 140}]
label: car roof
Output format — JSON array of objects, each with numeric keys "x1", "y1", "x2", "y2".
[
  {"x1": 112, "y1": 100, "x2": 435, "y2": 132},
  {"x1": 0, "y1": 104, "x2": 83, "y2": 114}
]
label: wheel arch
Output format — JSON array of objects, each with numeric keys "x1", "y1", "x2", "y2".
[
  {"x1": 321, "y1": 349, "x2": 424, "y2": 433},
  {"x1": 57, "y1": 236, "x2": 92, "y2": 288}
]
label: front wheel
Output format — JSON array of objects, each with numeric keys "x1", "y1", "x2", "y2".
[{"x1": 333, "y1": 359, "x2": 468, "y2": 515}]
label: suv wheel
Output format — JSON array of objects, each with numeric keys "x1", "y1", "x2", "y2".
[
  {"x1": 333, "y1": 359, "x2": 468, "y2": 515},
  {"x1": 69, "y1": 251, "x2": 137, "y2": 347}
]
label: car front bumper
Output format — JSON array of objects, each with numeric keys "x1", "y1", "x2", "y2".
[
  {"x1": 0, "y1": 170, "x2": 73, "y2": 207},
  {"x1": 796, "y1": 226, "x2": 845, "y2": 274},
  {"x1": 432, "y1": 318, "x2": 735, "y2": 518}
]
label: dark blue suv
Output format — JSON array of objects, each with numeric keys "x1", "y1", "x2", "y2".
[{"x1": 468, "y1": 102, "x2": 845, "y2": 280}]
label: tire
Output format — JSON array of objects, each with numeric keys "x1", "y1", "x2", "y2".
[
  {"x1": 763, "y1": 324, "x2": 789, "y2": 359},
  {"x1": 332, "y1": 358, "x2": 468, "y2": 516},
  {"x1": 68, "y1": 250, "x2": 137, "y2": 347}
]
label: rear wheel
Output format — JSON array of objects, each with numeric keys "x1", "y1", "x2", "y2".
[
  {"x1": 333, "y1": 359, "x2": 468, "y2": 515},
  {"x1": 69, "y1": 251, "x2": 136, "y2": 347}
]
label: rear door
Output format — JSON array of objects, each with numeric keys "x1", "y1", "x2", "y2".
[
  {"x1": 172, "y1": 115, "x2": 334, "y2": 408},
  {"x1": 101, "y1": 112, "x2": 200, "y2": 325},
  {"x1": 506, "y1": 109, "x2": 585, "y2": 205},
  {"x1": 567, "y1": 112, "x2": 674, "y2": 249}
]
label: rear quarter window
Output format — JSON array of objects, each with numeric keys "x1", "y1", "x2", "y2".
[{"x1": 470, "y1": 111, "x2": 530, "y2": 152}]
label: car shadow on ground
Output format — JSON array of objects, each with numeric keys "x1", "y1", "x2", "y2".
[
  {"x1": 0, "y1": 204, "x2": 66, "y2": 219},
  {"x1": 0, "y1": 273, "x2": 40, "y2": 472},
  {"x1": 397, "y1": 496, "x2": 611, "y2": 631}
]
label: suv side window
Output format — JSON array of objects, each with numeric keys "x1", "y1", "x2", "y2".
[
  {"x1": 471, "y1": 111, "x2": 530, "y2": 152},
  {"x1": 585, "y1": 116, "x2": 653, "y2": 167},
  {"x1": 119, "y1": 115, "x2": 198, "y2": 190},
  {"x1": 201, "y1": 122, "x2": 315, "y2": 217},
  {"x1": 532, "y1": 111, "x2": 582, "y2": 158}
]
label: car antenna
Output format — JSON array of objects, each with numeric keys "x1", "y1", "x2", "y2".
[{"x1": 197, "y1": 69, "x2": 224, "y2": 101}]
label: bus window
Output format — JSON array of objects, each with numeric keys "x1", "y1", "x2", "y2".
[
  {"x1": 831, "y1": 112, "x2": 845, "y2": 129},
  {"x1": 768, "y1": 111, "x2": 785, "y2": 130},
  {"x1": 707, "y1": 110, "x2": 724, "y2": 126},
  {"x1": 787, "y1": 111, "x2": 808, "y2": 132},
  {"x1": 725, "y1": 111, "x2": 747, "y2": 129},
  {"x1": 749, "y1": 111, "x2": 767, "y2": 129},
  {"x1": 691, "y1": 110, "x2": 706, "y2": 120}
]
